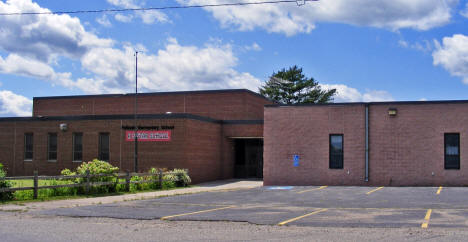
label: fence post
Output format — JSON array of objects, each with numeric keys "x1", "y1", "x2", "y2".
[
  {"x1": 126, "y1": 171, "x2": 131, "y2": 192},
  {"x1": 33, "y1": 170, "x2": 38, "y2": 199},
  {"x1": 158, "y1": 169, "x2": 163, "y2": 189},
  {"x1": 85, "y1": 169, "x2": 90, "y2": 195}
]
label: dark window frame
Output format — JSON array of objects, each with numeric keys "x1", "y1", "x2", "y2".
[
  {"x1": 329, "y1": 134, "x2": 344, "y2": 169},
  {"x1": 72, "y1": 132, "x2": 83, "y2": 162},
  {"x1": 24, "y1": 133, "x2": 33, "y2": 161},
  {"x1": 98, "y1": 132, "x2": 110, "y2": 162},
  {"x1": 47, "y1": 133, "x2": 58, "y2": 161},
  {"x1": 444, "y1": 133, "x2": 460, "y2": 170}
]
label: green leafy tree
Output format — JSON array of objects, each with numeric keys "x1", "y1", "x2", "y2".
[{"x1": 259, "y1": 65, "x2": 336, "y2": 104}]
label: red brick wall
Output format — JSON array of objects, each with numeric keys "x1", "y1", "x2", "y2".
[
  {"x1": 368, "y1": 104, "x2": 468, "y2": 186},
  {"x1": 264, "y1": 103, "x2": 468, "y2": 186},
  {"x1": 0, "y1": 119, "x2": 187, "y2": 178},
  {"x1": 0, "y1": 122, "x2": 15, "y2": 175},
  {"x1": 264, "y1": 105, "x2": 366, "y2": 186},
  {"x1": 186, "y1": 120, "x2": 222, "y2": 183},
  {"x1": 33, "y1": 90, "x2": 272, "y2": 120},
  {"x1": 0, "y1": 117, "x2": 251, "y2": 183}
]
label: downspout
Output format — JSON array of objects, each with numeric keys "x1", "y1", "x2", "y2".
[{"x1": 365, "y1": 104, "x2": 369, "y2": 182}]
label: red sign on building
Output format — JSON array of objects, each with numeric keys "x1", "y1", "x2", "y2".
[{"x1": 125, "y1": 130, "x2": 171, "y2": 142}]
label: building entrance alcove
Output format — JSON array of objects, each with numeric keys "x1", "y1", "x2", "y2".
[{"x1": 233, "y1": 138, "x2": 263, "y2": 179}]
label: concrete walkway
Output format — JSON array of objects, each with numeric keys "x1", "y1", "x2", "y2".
[{"x1": 0, "y1": 179, "x2": 262, "y2": 212}]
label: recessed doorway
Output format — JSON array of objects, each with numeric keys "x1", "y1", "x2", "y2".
[{"x1": 234, "y1": 139, "x2": 263, "y2": 178}]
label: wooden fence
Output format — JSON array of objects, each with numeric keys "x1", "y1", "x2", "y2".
[{"x1": 0, "y1": 170, "x2": 172, "y2": 199}]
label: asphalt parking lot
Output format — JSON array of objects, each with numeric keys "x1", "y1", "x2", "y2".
[{"x1": 41, "y1": 186, "x2": 468, "y2": 228}]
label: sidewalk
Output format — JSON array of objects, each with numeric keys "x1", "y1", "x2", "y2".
[{"x1": 0, "y1": 179, "x2": 262, "y2": 212}]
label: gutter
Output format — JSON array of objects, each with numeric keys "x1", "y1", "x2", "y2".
[{"x1": 365, "y1": 104, "x2": 369, "y2": 182}]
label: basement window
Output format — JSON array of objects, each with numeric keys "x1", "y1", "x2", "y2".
[
  {"x1": 329, "y1": 134, "x2": 343, "y2": 169},
  {"x1": 445, "y1": 133, "x2": 460, "y2": 170}
]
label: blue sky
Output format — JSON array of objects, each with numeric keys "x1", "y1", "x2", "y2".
[{"x1": 1, "y1": 0, "x2": 468, "y2": 116}]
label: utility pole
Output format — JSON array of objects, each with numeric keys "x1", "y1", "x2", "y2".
[{"x1": 134, "y1": 51, "x2": 138, "y2": 172}]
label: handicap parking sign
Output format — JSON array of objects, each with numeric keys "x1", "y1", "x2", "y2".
[{"x1": 293, "y1": 155, "x2": 299, "y2": 167}]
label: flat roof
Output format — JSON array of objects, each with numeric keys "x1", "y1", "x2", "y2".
[
  {"x1": 265, "y1": 99, "x2": 468, "y2": 107},
  {"x1": 0, "y1": 113, "x2": 263, "y2": 125},
  {"x1": 33, "y1": 89, "x2": 271, "y2": 102}
]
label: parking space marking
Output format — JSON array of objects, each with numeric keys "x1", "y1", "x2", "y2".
[
  {"x1": 436, "y1": 186, "x2": 443, "y2": 195},
  {"x1": 366, "y1": 186, "x2": 384, "y2": 195},
  {"x1": 160, "y1": 205, "x2": 236, "y2": 220},
  {"x1": 277, "y1": 208, "x2": 328, "y2": 226},
  {"x1": 421, "y1": 209, "x2": 432, "y2": 228},
  {"x1": 297, "y1": 186, "x2": 328, "y2": 194}
]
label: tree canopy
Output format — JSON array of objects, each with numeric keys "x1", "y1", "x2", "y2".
[{"x1": 259, "y1": 65, "x2": 336, "y2": 104}]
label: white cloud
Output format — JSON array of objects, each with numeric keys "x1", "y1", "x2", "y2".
[
  {"x1": 138, "y1": 10, "x2": 170, "y2": 24},
  {"x1": 114, "y1": 13, "x2": 133, "y2": 23},
  {"x1": 398, "y1": 40, "x2": 409, "y2": 48},
  {"x1": 0, "y1": 0, "x2": 260, "y2": 95},
  {"x1": 362, "y1": 90, "x2": 394, "y2": 102},
  {"x1": 106, "y1": 0, "x2": 169, "y2": 24},
  {"x1": 107, "y1": 0, "x2": 138, "y2": 8},
  {"x1": 76, "y1": 38, "x2": 261, "y2": 93},
  {"x1": 96, "y1": 14, "x2": 112, "y2": 27},
  {"x1": 399, "y1": 39, "x2": 433, "y2": 52},
  {"x1": 321, "y1": 84, "x2": 394, "y2": 102},
  {"x1": 245, "y1": 42, "x2": 262, "y2": 51},
  {"x1": 0, "y1": 54, "x2": 73, "y2": 86},
  {"x1": 177, "y1": 0, "x2": 457, "y2": 36},
  {"x1": 433, "y1": 34, "x2": 468, "y2": 84},
  {"x1": 0, "y1": 0, "x2": 114, "y2": 63},
  {"x1": 460, "y1": 2, "x2": 468, "y2": 18},
  {"x1": 0, "y1": 90, "x2": 32, "y2": 116}
]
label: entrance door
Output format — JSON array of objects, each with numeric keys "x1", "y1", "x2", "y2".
[{"x1": 234, "y1": 139, "x2": 263, "y2": 178}]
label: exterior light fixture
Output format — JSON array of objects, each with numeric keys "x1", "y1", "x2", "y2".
[
  {"x1": 388, "y1": 108, "x2": 397, "y2": 116},
  {"x1": 59, "y1": 123, "x2": 68, "y2": 131}
]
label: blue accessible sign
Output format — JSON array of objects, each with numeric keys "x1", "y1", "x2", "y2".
[{"x1": 293, "y1": 154, "x2": 300, "y2": 167}]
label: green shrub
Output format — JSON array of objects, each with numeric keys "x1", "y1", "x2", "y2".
[
  {"x1": 0, "y1": 163, "x2": 14, "y2": 201},
  {"x1": 129, "y1": 175, "x2": 143, "y2": 192},
  {"x1": 171, "y1": 169, "x2": 191, "y2": 187},
  {"x1": 162, "y1": 180, "x2": 176, "y2": 189},
  {"x1": 60, "y1": 159, "x2": 119, "y2": 194}
]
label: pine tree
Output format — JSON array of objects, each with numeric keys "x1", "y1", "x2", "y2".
[{"x1": 259, "y1": 65, "x2": 336, "y2": 104}]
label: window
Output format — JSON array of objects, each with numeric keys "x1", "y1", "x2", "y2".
[
  {"x1": 24, "y1": 133, "x2": 33, "y2": 161},
  {"x1": 445, "y1": 133, "x2": 460, "y2": 169},
  {"x1": 329, "y1": 134, "x2": 343, "y2": 169},
  {"x1": 73, "y1": 133, "x2": 83, "y2": 162},
  {"x1": 99, "y1": 133, "x2": 110, "y2": 161},
  {"x1": 48, "y1": 133, "x2": 57, "y2": 161}
]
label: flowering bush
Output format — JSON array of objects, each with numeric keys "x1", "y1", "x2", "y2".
[
  {"x1": 60, "y1": 159, "x2": 119, "y2": 194},
  {"x1": 171, "y1": 169, "x2": 191, "y2": 187},
  {"x1": 157, "y1": 168, "x2": 191, "y2": 187},
  {"x1": 76, "y1": 159, "x2": 119, "y2": 175}
]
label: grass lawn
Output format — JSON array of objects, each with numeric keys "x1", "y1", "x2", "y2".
[
  {"x1": 2, "y1": 178, "x2": 185, "y2": 204},
  {"x1": 11, "y1": 179, "x2": 75, "y2": 188}
]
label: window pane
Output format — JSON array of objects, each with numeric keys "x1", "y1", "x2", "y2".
[
  {"x1": 329, "y1": 134, "x2": 343, "y2": 169},
  {"x1": 48, "y1": 133, "x2": 57, "y2": 160},
  {"x1": 24, "y1": 133, "x2": 33, "y2": 160},
  {"x1": 99, "y1": 133, "x2": 110, "y2": 161},
  {"x1": 330, "y1": 135, "x2": 343, "y2": 153},
  {"x1": 73, "y1": 133, "x2": 83, "y2": 161},
  {"x1": 445, "y1": 133, "x2": 460, "y2": 170}
]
